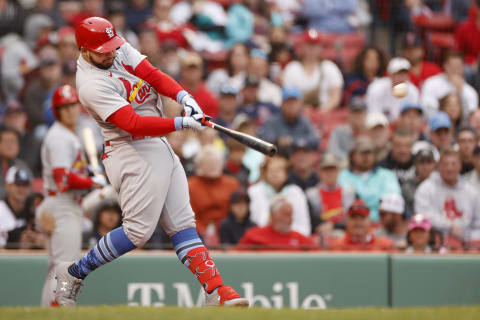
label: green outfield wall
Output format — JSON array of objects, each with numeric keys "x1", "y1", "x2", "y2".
[{"x1": 0, "y1": 253, "x2": 479, "y2": 308}]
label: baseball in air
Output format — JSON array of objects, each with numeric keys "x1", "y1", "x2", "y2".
[{"x1": 392, "y1": 82, "x2": 408, "y2": 98}]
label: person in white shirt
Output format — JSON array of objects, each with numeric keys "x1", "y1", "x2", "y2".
[
  {"x1": 366, "y1": 57, "x2": 419, "y2": 121},
  {"x1": 282, "y1": 29, "x2": 343, "y2": 112},
  {"x1": 420, "y1": 52, "x2": 478, "y2": 121}
]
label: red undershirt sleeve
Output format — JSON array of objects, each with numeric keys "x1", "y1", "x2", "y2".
[
  {"x1": 52, "y1": 168, "x2": 93, "y2": 192},
  {"x1": 106, "y1": 104, "x2": 176, "y2": 137},
  {"x1": 134, "y1": 58, "x2": 184, "y2": 101}
]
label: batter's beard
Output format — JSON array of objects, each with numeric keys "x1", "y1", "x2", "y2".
[{"x1": 89, "y1": 55, "x2": 115, "y2": 70}]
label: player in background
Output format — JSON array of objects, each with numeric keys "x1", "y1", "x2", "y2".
[
  {"x1": 54, "y1": 17, "x2": 249, "y2": 307},
  {"x1": 36, "y1": 85, "x2": 107, "y2": 306}
]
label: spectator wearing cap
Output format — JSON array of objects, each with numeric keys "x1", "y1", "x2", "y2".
[
  {"x1": 287, "y1": 139, "x2": 319, "y2": 191},
  {"x1": 219, "y1": 189, "x2": 256, "y2": 246},
  {"x1": 248, "y1": 49, "x2": 282, "y2": 107},
  {"x1": 402, "y1": 33, "x2": 442, "y2": 89},
  {"x1": 24, "y1": 57, "x2": 61, "y2": 131},
  {"x1": 179, "y1": 52, "x2": 218, "y2": 118},
  {"x1": 224, "y1": 138, "x2": 250, "y2": 188},
  {"x1": 188, "y1": 145, "x2": 240, "y2": 237},
  {"x1": 259, "y1": 87, "x2": 319, "y2": 156},
  {"x1": 108, "y1": 4, "x2": 139, "y2": 49},
  {"x1": 405, "y1": 214, "x2": 436, "y2": 253},
  {"x1": 366, "y1": 57, "x2": 420, "y2": 121},
  {"x1": 238, "y1": 75, "x2": 278, "y2": 126},
  {"x1": 414, "y1": 148, "x2": 480, "y2": 243},
  {"x1": 327, "y1": 97, "x2": 367, "y2": 162},
  {"x1": 0, "y1": 127, "x2": 30, "y2": 200},
  {"x1": 366, "y1": 112, "x2": 391, "y2": 162},
  {"x1": 206, "y1": 43, "x2": 249, "y2": 96},
  {"x1": 455, "y1": 126, "x2": 478, "y2": 175},
  {"x1": 465, "y1": 146, "x2": 480, "y2": 189},
  {"x1": 338, "y1": 136, "x2": 401, "y2": 222},
  {"x1": 428, "y1": 111, "x2": 454, "y2": 154},
  {"x1": 421, "y1": 52, "x2": 478, "y2": 121},
  {"x1": 248, "y1": 156, "x2": 311, "y2": 236},
  {"x1": 237, "y1": 195, "x2": 315, "y2": 251},
  {"x1": 379, "y1": 129, "x2": 416, "y2": 187},
  {"x1": 282, "y1": 29, "x2": 343, "y2": 111},
  {"x1": 214, "y1": 85, "x2": 240, "y2": 131},
  {"x1": 397, "y1": 103, "x2": 427, "y2": 142},
  {"x1": 375, "y1": 194, "x2": 408, "y2": 249},
  {"x1": 302, "y1": 0, "x2": 358, "y2": 33},
  {"x1": 402, "y1": 147, "x2": 437, "y2": 217},
  {"x1": 306, "y1": 153, "x2": 355, "y2": 236},
  {"x1": 0, "y1": 166, "x2": 34, "y2": 248},
  {"x1": 344, "y1": 46, "x2": 388, "y2": 104},
  {"x1": 328, "y1": 199, "x2": 394, "y2": 251}
]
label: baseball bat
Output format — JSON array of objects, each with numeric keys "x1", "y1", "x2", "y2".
[
  {"x1": 205, "y1": 121, "x2": 277, "y2": 157},
  {"x1": 82, "y1": 127, "x2": 101, "y2": 176}
]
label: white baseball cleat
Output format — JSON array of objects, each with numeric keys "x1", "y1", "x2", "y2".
[
  {"x1": 204, "y1": 286, "x2": 249, "y2": 307},
  {"x1": 54, "y1": 262, "x2": 84, "y2": 306}
]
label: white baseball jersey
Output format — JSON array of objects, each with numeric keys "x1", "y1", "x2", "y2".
[
  {"x1": 76, "y1": 42, "x2": 164, "y2": 141},
  {"x1": 41, "y1": 122, "x2": 89, "y2": 196}
]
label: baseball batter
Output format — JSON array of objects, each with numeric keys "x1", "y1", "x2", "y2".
[
  {"x1": 54, "y1": 17, "x2": 248, "y2": 307},
  {"x1": 36, "y1": 84, "x2": 106, "y2": 306}
]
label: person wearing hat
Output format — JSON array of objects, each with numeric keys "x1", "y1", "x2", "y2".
[
  {"x1": 428, "y1": 111, "x2": 453, "y2": 154},
  {"x1": 287, "y1": 139, "x2": 319, "y2": 191},
  {"x1": 259, "y1": 87, "x2": 319, "y2": 156},
  {"x1": 338, "y1": 136, "x2": 401, "y2": 222},
  {"x1": 455, "y1": 126, "x2": 478, "y2": 175},
  {"x1": 421, "y1": 52, "x2": 478, "y2": 121},
  {"x1": 238, "y1": 75, "x2": 278, "y2": 126},
  {"x1": 401, "y1": 147, "x2": 437, "y2": 217},
  {"x1": 219, "y1": 189, "x2": 256, "y2": 246},
  {"x1": 327, "y1": 96, "x2": 367, "y2": 162},
  {"x1": 0, "y1": 166, "x2": 34, "y2": 248},
  {"x1": 306, "y1": 153, "x2": 355, "y2": 236},
  {"x1": 415, "y1": 147, "x2": 480, "y2": 243},
  {"x1": 282, "y1": 29, "x2": 343, "y2": 111},
  {"x1": 247, "y1": 49, "x2": 282, "y2": 107},
  {"x1": 405, "y1": 214, "x2": 435, "y2": 253},
  {"x1": 374, "y1": 194, "x2": 408, "y2": 249},
  {"x1": 329, "y1": 199, "x2": 394, "y2": 251},
  {"x1": 402, "y1": 32, "x2": 441, "y2": 89},
  {"x1": 214, "y1": 84, "x2": 240, "y2": 131},
  {"x1": 237, "y1": 195, "x2": 315, "y2": 251},
  {"x1": 180, "y1": 51, "x2": 219, "y2": 118},
  {"x1": 465, "y1": 145, "x2": 480, "y2": 190},
  {"x1": 366, "y1": 57, "x2": 420, "y2": 121},
  {"x1": 397, "y1": 103, "x2": 426, "y2": 142},
  {"x1": 366, "y1": 112, "x2": 391, "y2": 162},
  {"x1": 224, "y1": 137, "x2": 250, "y2": 188}
]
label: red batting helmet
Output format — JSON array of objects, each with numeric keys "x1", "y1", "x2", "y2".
[
  {"x1": 75, "y1": 17, "x2": 125, "y2": 53},
  {"x1": 52, "y1": 85, "x2": 79, "y2": 119}
]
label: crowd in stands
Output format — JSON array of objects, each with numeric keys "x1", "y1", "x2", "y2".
[{"x1": 1, "y1": 0, "x2": 480, "y2": 253}]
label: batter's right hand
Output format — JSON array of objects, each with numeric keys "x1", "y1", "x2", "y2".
[
  {"x1": 175, "y1": 114, "x2": 211, "y2": 131},
  {"x1": 92, "y1": 174, "x2": 107, "y2": 188}
]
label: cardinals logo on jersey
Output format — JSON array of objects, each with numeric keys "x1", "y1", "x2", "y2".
[{"x1": 118, "y1": 77, "x2": 152, "y2": 104}]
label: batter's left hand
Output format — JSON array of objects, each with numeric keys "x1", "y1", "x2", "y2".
[{"x1": 180, "y1": 94, "x2": 204, "y2": 117}]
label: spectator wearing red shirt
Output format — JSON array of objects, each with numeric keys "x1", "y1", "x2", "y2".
[
  {"x1": 237, "y1": 196, "x2": 315, "y2": 251},
  {"x1": 402, "y1": 33, "x2": 442, "y2": 90},
  {"x1": 179, "y1": 52, "x2": 219, "y2": 118},
  {"x1": 455, "y1": 5, "x2": 480, "y2": 69},
  {"x1": 328, "y1": 199, "x2": 395, "y2": 251}
]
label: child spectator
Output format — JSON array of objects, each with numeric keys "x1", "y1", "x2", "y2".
[{"x1": 219, "y1": 189, "x2": 255, "y2": 246}]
